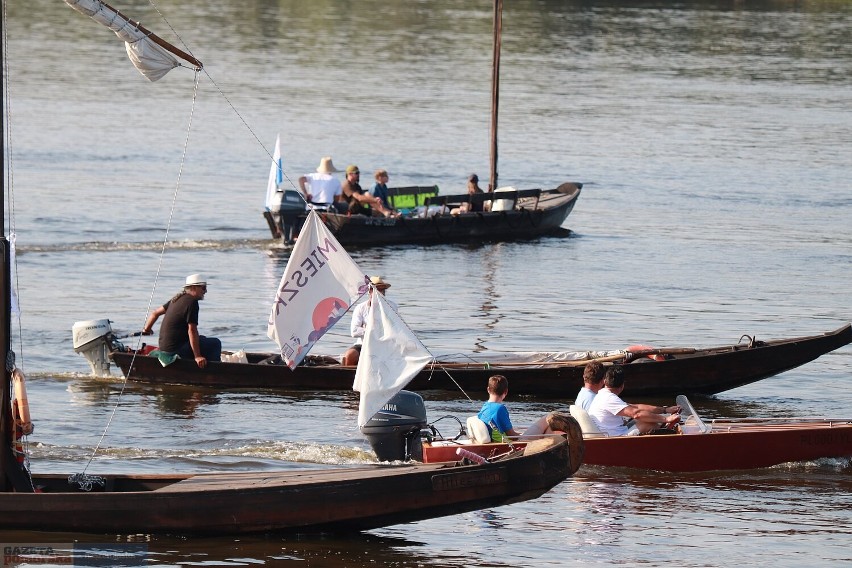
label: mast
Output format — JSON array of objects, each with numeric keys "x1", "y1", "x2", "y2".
[
  {"x1": 489, "y1": 0, "x2": 503, "y2": 192},
  {"x1": 1, "y1": 13, "x2": 13, "y2": 491}
]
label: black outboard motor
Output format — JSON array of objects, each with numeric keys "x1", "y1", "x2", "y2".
[
  {"x1": 271, "y1": 189, "x2": 306, "y2": 244},
  {"x1": 361, "y1": 390, "x2": 427, "y2": 462}
]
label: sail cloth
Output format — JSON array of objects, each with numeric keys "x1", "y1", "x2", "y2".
[
  {"x1": 265, "y1": 134, "x2": 284, "y2": 211},
  {"x1": 354, "y1": 291, "x2": 432, "y2": 427},
  {"x1": 64, "y1": 0, "x2": 201, "y2": 81},
  {"x1": 267, "y1": 210, "x2": 369, "y2": 369}
]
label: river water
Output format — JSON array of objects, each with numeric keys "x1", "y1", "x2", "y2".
[{"x1": 3, "y1": 0, "x2": 852, "y2": 566}]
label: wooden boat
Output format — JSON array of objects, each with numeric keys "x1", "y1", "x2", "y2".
[
  {"x1": 421, "y1": 396, "x2": 852, "y2": 472},
  {"x1": 570, "y1": 396, "x2": 852, "y2": 471},
  {"x1": 104, "y1": 324, "x2": 852, "y2": 397},
  {"x1": 1, "y1": 0, "x2": 579, "y2": 536},
  {"x1": 263, "y1": 183, "x2": 582, "y2": 247},
  {"x1": 263, "y1": 0, "x2": 581, "y2": 248}
]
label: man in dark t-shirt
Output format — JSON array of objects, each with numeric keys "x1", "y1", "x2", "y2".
[{"x1": 142, "y1": 274, "x2": 221, "y2": 368}]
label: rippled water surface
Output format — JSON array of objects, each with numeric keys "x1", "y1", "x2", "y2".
[{"x1": 4, "y1": 0, "x2": 852, "y2": 566}]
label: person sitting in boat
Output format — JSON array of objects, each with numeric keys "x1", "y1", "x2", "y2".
[
  {"x1": 298, "y1": 156, "x2": 347, "y2": 213},
  {"x1": 141, "y1": 274, "x2": 222, "y2": 369},
  {"x1": 342, "y1": 276, "x2": 396, "y2": 366},
  {"x1": 477, "y1": 374, "x2": 521, "y2": 442},
  {"x1": 452, "y1": 173, "x2": 487, "y2": 214},
  {"x1": 587, "y1": 366, "x2": 681, "y2": 436},
  {"x1": 341, "y1": 165, "x2": 396, "y2": 217},
  {"x1": 574, "y1": 360, "x2": 606, "y2": 411},
  {"x1": 370, "y1": 168, "x2": 395, "y2": 212}
]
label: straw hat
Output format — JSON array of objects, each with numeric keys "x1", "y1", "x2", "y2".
[
  {"x1": 369, "y1": 276, "x2": 391, "y2": 289},
  {"x1": 316, "y1": 156, "x2": 341, "y2": 174},
  {"x1": 184, "y1": 274, "x2": 207, "y2": 287}
]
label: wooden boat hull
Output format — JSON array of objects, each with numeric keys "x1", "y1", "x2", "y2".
[
  {"x1": 0, "y1": 436, "x2": 573, "y2": 536},
  {"x1": 110, "y1": 324, "x2": 852, "y2": 397},
  {"x1": 267, "y1": 184, "x2": 581, "y2": 247},
  {"x1": 581, "y1": 420, "x2": 852, "y2": 471}
]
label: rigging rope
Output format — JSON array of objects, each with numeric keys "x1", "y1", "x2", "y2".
[{"x1": 78, "y1": 69, "x2": 204, "y2": 476}]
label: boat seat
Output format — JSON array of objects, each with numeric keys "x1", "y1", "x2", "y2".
[
  {"x1": 569, "y1": 405, "x2": 603, "y2": 436},
  {"x1": 466, "y1": 416, "x2": 492, "y2": 444}
]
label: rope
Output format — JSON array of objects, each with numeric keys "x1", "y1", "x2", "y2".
[{"x1": 76, "y1": 69, "x2": 203, "y2": 478}]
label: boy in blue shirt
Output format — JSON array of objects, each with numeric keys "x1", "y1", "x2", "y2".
[{"x1": 477, "y1": 375, "x2": 521, "y2": 442}]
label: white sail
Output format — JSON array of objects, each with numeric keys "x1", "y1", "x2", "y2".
[
  {"x1": 354, "y1": 292, "x2": 432, "y2": 427},
  {"x1": 265, "y1": 134, "x2": 284, "y2": 211},
  {"x1": 267, "y1": 210, "x2": 369, "y2": 368},
  {"x1": 64, "y1": 0, "x2": 199, "y2": 81}
]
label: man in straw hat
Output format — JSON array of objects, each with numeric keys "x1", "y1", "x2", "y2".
[
  {"x1": 342, "y1": 276, "x2": 396, "y2": 366},
  {"x1": 298, "y1": 156, "x2": 347, "y2": 213},
  {"x1": 142, "y1": 274, "x2": 222, "y2": 368}
]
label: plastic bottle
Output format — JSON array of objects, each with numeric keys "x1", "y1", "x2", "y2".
[{"x1": 456, "y1": 447, "x2": 488, "y2": 465}]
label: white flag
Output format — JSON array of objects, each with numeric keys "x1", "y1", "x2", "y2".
[
  {"x1": 265, "y1": 134, "x2": 284, "y2": 211},
  {"x1": 355, "y1": 291, "x2": 432, "y2": 427},
  {"x1": 267, "y1": 210, "x2": 368, "y2": 368}
]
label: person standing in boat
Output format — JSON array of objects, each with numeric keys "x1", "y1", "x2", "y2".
[
  {"x1": 587, "y1": 366, "x2": 681, "y2": 436},
  {"x1": 141, "y1": 274, "x2": 222, "y2": 369},
  {"x1": 574, "y1": 361, "x2": 606, "y2": 411},
  {"x1": 298, "y1": 156, "x2": 347, "y2": 213},
  {"x1": 341, "y1": 165, "x2": 396, "y2": 217},
  {"x1": 477, "y1": 374, "x2": 521, "y2": 442},
  {"x1": 342, "y1": 276, "x2": 396, "y2": 366}
]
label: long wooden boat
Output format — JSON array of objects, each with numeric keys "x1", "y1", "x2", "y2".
[
  {"x1": 264, "y1": 183, "x2": 582, "y2": 247},
  {"x1": 421, "y1": 397, "x2": 852, "y2": 472},
  {"x1": 2, "y1": 0, "x2": 579, "y2": 537},
  {"x1": 1, "y1": 436, "x2": 574, "y2": 535},
  {"x1": 106, "y1": 324, "x2": 852, "y2": 397}
]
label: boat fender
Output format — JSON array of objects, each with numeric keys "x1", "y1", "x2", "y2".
[
  {"x1": 626, "y1": 344, "x2": 666, "y2": 362},
  {"x1": 11, "y1": 368, "x2": 33, "y2": 436}
]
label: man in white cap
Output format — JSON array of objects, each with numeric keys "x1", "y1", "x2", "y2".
[
  {"x1": 142, "y1": 274, "x2": 222, "y2": 368},
  {"x1": 298, "y1": 156, "x2": 347, "y2": 213},
  {"x1": 342, "y1": 276, "x2": 396, "y2": 366}
]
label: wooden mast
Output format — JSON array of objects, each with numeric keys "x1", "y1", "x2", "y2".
[
  {"x1": 489, "y1": 0, "x2": 502, "y2": 192},
  {"x1": 1, "y1": 19, "x2": 13, "y2": 491}
]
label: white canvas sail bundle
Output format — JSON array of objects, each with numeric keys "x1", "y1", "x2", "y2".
[{"x1": 63, "y1": 0, "x2": 191, "y2": 81}]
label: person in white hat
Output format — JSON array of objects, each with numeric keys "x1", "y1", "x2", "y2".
[
  {"x1": 141, "y1": 274, "x2": 222, "y2": 368},
  {"x1": 342, "y1": 276, "x2": 396, "y2": 366},
  {"x1": 298, "y1": 157, "x2": 347, "y2": 213}
]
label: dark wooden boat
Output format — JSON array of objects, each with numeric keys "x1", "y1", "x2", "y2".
[
  {"x1": 2, "y1": 436, "x2": 575, "y2": 535},
  {"x1": 422, "y1": 397, "x2": 852, "y2": 472},
  {"x1": 264, "y1": 183, "x2": 582, "y2": 247},
  {"x1": 1, "y1": 0, "x2": 579, "y2": 537},
  {"x1": 107, "y1": 324, "x2": 852, "y2": 397}
]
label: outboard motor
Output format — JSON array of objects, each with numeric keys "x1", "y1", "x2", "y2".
[
  {"x1": 361, "y1": 390, "x2": 427, "y2": 462},
  {"x1": 72, "y1": 319, "x2": 116, "y2": 377},
  {"x1": 270, "y1": 189, "x2": 306, "y2": 245}
]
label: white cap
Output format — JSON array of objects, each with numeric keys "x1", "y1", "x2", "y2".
[{"x1": 184, "y1": 274, "x2": 207, "y2": 287}]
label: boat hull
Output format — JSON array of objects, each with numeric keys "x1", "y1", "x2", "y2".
[
  {"x1": 1, "y1": 437, "x2": 573, "y2": 536},
  {"x1": 110, "y1": 325, "x2": 852, "y2": 397},
  {"x1": 267, "y1": 184, "x2": 581, "y2": 247},
  {"x1": 581, "y1": 420, "x2": 852, "y2": 471}
]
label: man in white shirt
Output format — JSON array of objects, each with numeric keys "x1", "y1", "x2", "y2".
[
  {"x1": 342, "y1": 276, "x2": 397, "y2": 366},
  {"x1": 587, "y1": 366, "x2": 681, "y2": 436},
  {"x1": 574, "y1": 360, "x2": 605, "y2": 411},
  {"x1": 298, "y1": 156, "x2": 347, "y2": 213}
]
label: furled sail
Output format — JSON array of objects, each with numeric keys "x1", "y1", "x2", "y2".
[{"x1": 64, "y1": 0, "x2": 202, "y2": 81}]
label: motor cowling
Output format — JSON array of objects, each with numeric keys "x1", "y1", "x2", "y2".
[
  {"x1": 71, "y1": 319, "x2": 115, "y2": 377},
  {"x1": 361, "y1": 390, "x2": 427, "y2": 462}
]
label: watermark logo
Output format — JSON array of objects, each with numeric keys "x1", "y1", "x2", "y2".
[{"x1": 2, "y1": 543, "x2": 147, "y2": 567}]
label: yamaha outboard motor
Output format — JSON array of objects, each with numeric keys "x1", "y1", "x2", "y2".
[{"x1": 361, "y1": 390, "x2": 427, "y2": 462}]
